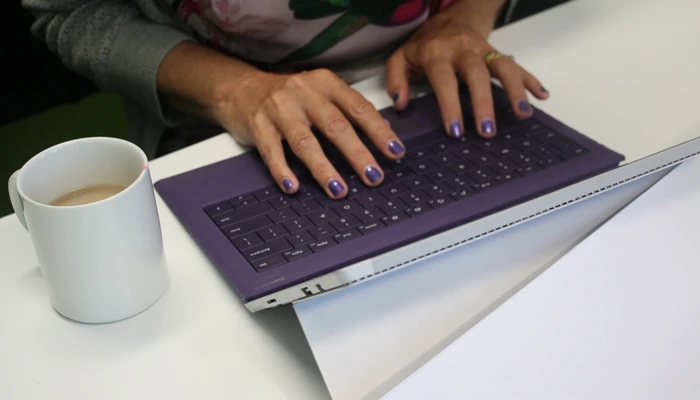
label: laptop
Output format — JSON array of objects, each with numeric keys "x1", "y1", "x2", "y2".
[{"x1": 154, "y1": 85, "x2": 625, "y2": 312}]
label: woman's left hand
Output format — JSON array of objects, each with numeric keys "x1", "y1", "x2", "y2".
[{"x1": 386, "y1": 3, "x2": 549, "y2": 139}]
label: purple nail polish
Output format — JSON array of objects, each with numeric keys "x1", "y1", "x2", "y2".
[
  {"x1": 388, "y1": 140, "x2": 405, "y2": 155},
  {"x1": 450, "y1": 121, "x2": 462, "y2": 138},
  {"x1": 392, "y1": 93, "x2": 399, "y2": 104},
  {"x1": 364, "y1": 166, "x2": 382, "y2": 183},
  {"x1": 282, "y1": 178, "x2": 294, "y2": 192},
  {"x1": 328, "y1": 179, "x2": 344, "y2": 197},
  {"x1": 540, "y1": 86, "x2": 548, "y2": 93},
  {"x1": 481, "y1": 119, "x2": 495, "y2": 136},
  {"x1": 518, "y1": 100, "x2": 532, "y2": 113}
]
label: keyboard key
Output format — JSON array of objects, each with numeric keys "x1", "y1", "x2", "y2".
[
  {"x1": 432, "y1": 152, "x2": 459, "y2": 166},
  {"x1": 423, "y1": 170, "x2": 454, "y2": 183},
  {"x1": 204, "y1": 201, "x2": 232, "y2": 217},
  {"x1": 495, "y1": 173, "x2": 520, "y2": 184},
  {"x1": 386, "y1": 166, "x2": 410, "y2": 181},
  {"x1": 267, "y1": 207, "x2": 298, "y2": 224},
  {"x1": 409, "y1": 160, "x2": 437, "y2": 175},
  {"x1": 286, "y1": 231, "x2": 315, "y2": 247},
  {"x1": 402, "y1": 177, "x2": 430, "y2": 189},
  {"x1": 330, "y1": 215, "x2": 361, "y2": 231},
  {"x1": 308, "y1": 223, "x2": 337, "y2": 240},
  {"x1": 537, "y1": 155, "x2": 562, "y2": 167},
  {"x1": 283, "y1": 246, "x2": 312, "y2": 262},
  {"x1": 232, "y1": 233, "x2": 263, "y2": 250},
  {"x1": 422, "y1": 183, "x2": 451, "y2": 197},
  {"x1": 252, "y1": 254, "x2": 287, "y2": 271},
  {"x1": 491, "y1": 160, "x2": 518, "y2": 174},
  {"x1": 515, "y1": 138, "x2": 538, "y2": 153},
  {"x1": 257, "y1": 225, "x2": 289, "y2": 242},
  {"x1": 509, "y1": 151, "x2": 539, "y2": 167},
  {"x1": 252, "y1": 186, "x2": 281, "y2": 201},
  {"x1": 292, "y1": 199, "x2": 321, "y2": 215},
  {"x1": 517, "y1": 164, "x2": 542, "y2": 176},
  {"x1": 308, "y1": 238, "x2": 337, "y2": 252},
  {"x1": 452, "y1": 146, "x2": 476, "y2": 157},
  {"x1": 428, "y1": 196, "x2": 454, "y2": 209},
  {"x1": 447, "y1": 161, "x2": 473, "y2": 176},
  {"x1": 229, "y1": 193, "x2": 255, "y2": 204},
  {"x1": 450, "y1": 187, "x2": 476, "y2": 200},
  {"x1": 307, "y1": 208, "x2": 339, "y2": 225},
  {"x1": 220, "y1": 218, "x2": 263, "y2": 238},
  {"x1": 382, "y1": 212, "x2": 409, "y2": 226},
  {"x1": 405, "y1": 203, "x2": 430, "y2": 217},
  {"x1": 427, "y1": 142, "x2": 451, "y2": 154},
  {"x1": 346, "y1": 180, "x2": 367, "y2": 196},
  {"x1": 379, "y1": 183, "x2": 409, "y2": 198},
  {"x1": 330, "y1": 200, "x2": 361, "y2": 216},
  {"x1": 354, "y1": 206, "x2": 385, "y2": 223},
  {"x1": 377, "y1": 198, "x2": 408, "y2": 214},
  {"x1": 444, "y1": 176, "x2": 473, "y2": 191},
  {"x1": 298, "y1": 185, "x2": 322, "y2": 200},
  {"x1": 355, "y1": 192, "x2": 387, "y2": 208},
  {"x1": 406, "y1": 147, "x2": 432, "y2": 161},
  {"x1": 243, "y1": 238, "x2": 292, "y2": 262},
  {"x1": 333, "y1": 229, "x2": 362, "y2": 243},
  {"x1": 214, "y1": 202, "x2": 274, "y2": 227},
  {"x1": 400, "y1": 190, "x2": 428, "y2": 205},
  {"x1": 231, "y1": 195, "x2": 258, "y2": 208},
  {"x1": 283, "y1": 216, "x2": 314, "y2": 233},
  {"x1": 465, "y1": 168, "x2": 498, "y2": 182},
  {"x1": 473, "y1": 140, "x2": 504, "y2": 153},
  {"x1": 269, "y1": 195, "x2": 298, "y2": 209},
  {"x1": 467, "y1": 153, "x2": 496, "y2": 166},
  {"x1": 472, "y1": 180, "x2": 498, "y2": 192},
  {"x1": 358, "y1": 220, "x2": 386, "y2": 234}
]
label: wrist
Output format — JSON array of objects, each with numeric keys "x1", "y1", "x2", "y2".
[
  {"x1": 211, "y1": 69, "x2": 281, "y2": 130},
  {"x1": 448, "y1": 0, "x2": 506, "y2": 36}
]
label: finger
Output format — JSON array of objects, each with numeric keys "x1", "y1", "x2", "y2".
[
  {"x1": 458, "y1": 53, "x2": 496, "y2": 138},
  {"x1": 519, "y1": 66, "x2": 549, "y2": 100},
  {"x1": 330, "y1": 84, "x2": 406, "y2": 162},
  {"x1": 489, "y1": 57, "x2": 532, "y2": 119},
  {"x1": 302, "y1": 91, "x2": 386, "y2": 187},
  {"x1": 385, "y1": 51, "x2": 411, "y2": 110},
  {"x1": 251, "y1": 114, "x2": 299, "y2": 194},
  {"x1": 268, "y1": 102, "x2": 348, "y2": 199},
  {"x1": 424, "y1": 61, "x2": 464, "y2": 139}
]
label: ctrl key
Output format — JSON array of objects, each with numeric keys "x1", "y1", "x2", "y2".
[{"x1": 252, "y1": 254, "x2": 287, "y2": 271}]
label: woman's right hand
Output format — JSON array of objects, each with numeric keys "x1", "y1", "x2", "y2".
[{"x1": 213, "y1": 68, "x2": 406, "y2": 199}]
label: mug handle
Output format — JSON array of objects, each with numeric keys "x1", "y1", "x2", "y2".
[{"x1": 8, "y1": 170, "x2": 28, "y2": 231}]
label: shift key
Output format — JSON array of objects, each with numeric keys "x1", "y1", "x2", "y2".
[
  {"x1": 242, "y1": 238, "x2": 292, "y2": 262},
  {"x1": 214, "y1": 202, "x2": 273, "y2": 227}
]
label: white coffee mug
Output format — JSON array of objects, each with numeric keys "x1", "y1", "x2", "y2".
[{"x1": 8, "y1": 137, "x2": 169, "y2": 323}]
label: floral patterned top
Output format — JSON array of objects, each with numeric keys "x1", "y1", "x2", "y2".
[{"x1": 169, "y1": 0, "x2": 457, "y2": 66}]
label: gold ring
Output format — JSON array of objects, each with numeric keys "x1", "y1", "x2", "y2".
[{"x1": 483, "y1": 51, "x2": 514, "y2": 64}]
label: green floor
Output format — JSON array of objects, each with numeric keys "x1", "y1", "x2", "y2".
[{"x1": 0, "y1": 93, "x2": 127, "y2": 217}]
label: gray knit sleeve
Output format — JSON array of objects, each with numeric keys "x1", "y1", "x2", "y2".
[{"x1": 22, "y1": 0, "x2": 193, "y2": 125}]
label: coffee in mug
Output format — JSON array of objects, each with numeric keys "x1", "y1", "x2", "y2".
[{"x1": 50, "y1": 184, "x2": 127, "y2": 207}]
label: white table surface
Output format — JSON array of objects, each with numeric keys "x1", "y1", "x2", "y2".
[
  {"x1": 383, "y1": 156, "x2": 700, "y2": 400},
  {"x1": 295, "y1": 0, "x2": 700, "y2": 398},
  {"x1": 0, "y1": 136, "x2": 329, "y2": 399},
  {"x1": 3, "y1": 0, "x2": 699, "y2": 399}
]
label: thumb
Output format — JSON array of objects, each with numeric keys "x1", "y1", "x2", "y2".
[{"x1": 385, "y1": 51, "x2": 410, "y2": 110}]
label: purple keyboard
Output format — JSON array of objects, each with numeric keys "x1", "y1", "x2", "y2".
[{"x1": 204, "y1": 117, "x2": 588, "y2": 272}]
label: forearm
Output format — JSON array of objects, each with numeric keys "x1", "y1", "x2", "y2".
[{"x1": 156, "y1": 41, "x2": 269, "y2": 128}]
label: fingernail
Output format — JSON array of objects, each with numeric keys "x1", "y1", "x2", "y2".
[
  {"x1": 518, "y1": 100, "x2": 532, "y2": 114},
  {"x1": 392, "y1": 92, "x2": 399, "y2": 104},
  {"x1": 450, "y1": 121, "x2": 462, "y2": 138},
  {"x1": 540, "y1": 86, "x2": 548, "y2": 93},
  {"x1": 282, "y1": 178, "x2": 294, "y2": 193},
  {"x1": 328, "y1": 179, "x2": 345, "y2": 197},
  {"x1": 388, "y1": 140, "x2": 405, "y2": 155},
  {"x1": 480, "y1": 118, "x2": 495, "y2": 136},
  {"x1": 364, "y1": 165, "x2": 382, "y2": 183}
]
